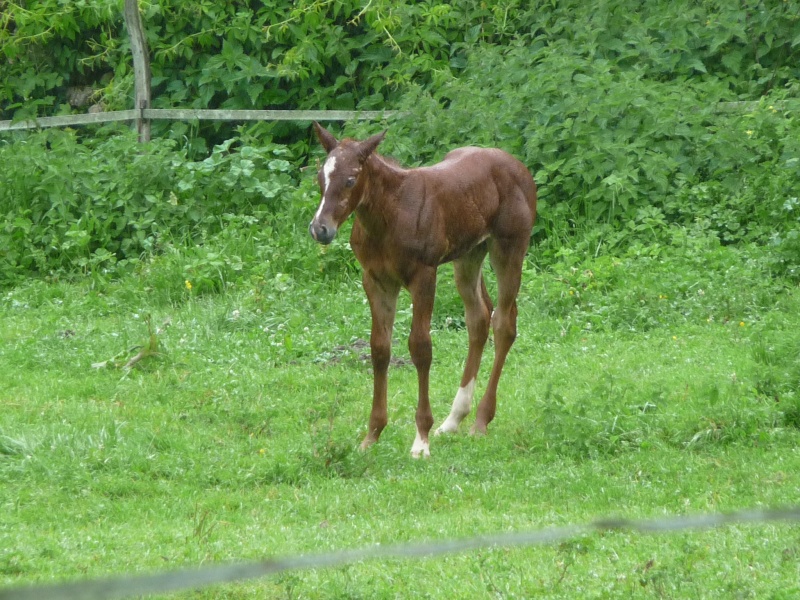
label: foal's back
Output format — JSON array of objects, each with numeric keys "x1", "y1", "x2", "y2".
[{"x1": 394, "y1": 146, "x2": 537, "y2": 264}]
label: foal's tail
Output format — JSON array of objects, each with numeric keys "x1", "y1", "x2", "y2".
[
  {"x1": 480, "y1": 272, "x2": 494, "y2": 317},
  {"x1": 510, "y1": 157, "x2": 538, "y2": 227},
  {"x1": 523, "y1": 169, "x2": 538, "y2": 226}
]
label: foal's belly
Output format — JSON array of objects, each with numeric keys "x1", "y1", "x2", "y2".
[{"x1": 439, "y1": 233, "x2": 490, "y2": 264}]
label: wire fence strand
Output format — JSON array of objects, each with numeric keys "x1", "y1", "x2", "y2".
[{"x1": 2, "y1": 506, "x2": 799, "y2": 600}]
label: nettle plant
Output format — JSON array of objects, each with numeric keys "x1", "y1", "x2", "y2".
[
  {"x1": 0, "y1": 130, "x2": 178, "y2": 280},
  {"x1": 388, "y1": 17, "x2": 799, "y2": 259},
  {"x1": 0, "y1": 130, "x2": 298, "y2": 285}
]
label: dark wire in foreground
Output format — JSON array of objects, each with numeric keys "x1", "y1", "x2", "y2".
[{"x1": 2, "y1": 507, "x2": 799, "y2": 600}]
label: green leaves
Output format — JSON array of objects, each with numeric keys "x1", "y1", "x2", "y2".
[
  {"x1": 0, "y1": 130, "x2": 298, "y2": 285},
  {"x1": 1, "y1": 0, "x2": 799, "y2": 281},
  {"x1": 378, "y1": 0, "x2": 800, "y2": 262},
  {"x1": 0, "y1": 0, "x2": 537, "y2": 126}
]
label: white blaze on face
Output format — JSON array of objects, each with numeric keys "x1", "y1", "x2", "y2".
[
  {"x1": 323, "y1": 155, "x2": 337, "y2": 194},
  {"x1": 411, "y1": 431, "x2": 431, "y2": 458},
  {"x1": 435, "y1": 378, "x2": 476, "y2": 435},
  {"x1": 314, "y1": 155, "x2": 338, "y2": 222}
]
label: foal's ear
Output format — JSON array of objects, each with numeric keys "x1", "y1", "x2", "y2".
[
  {"x1": 313, "y1": 121, "x2": 338, "y2": 153},
  {"x1": 357, "y1": 129, "x2": 387, "y2": 162}
]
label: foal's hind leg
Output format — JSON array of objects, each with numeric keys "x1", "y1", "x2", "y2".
[
  {"x1": 472, "y1": 237, "x2": 527, "y2": 435},
  {"x1": 436, "y1": 245, "x2": 492, "y2": 435}
]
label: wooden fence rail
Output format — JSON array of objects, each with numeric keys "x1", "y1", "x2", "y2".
[{"x1": 0, "y1": 109, "x2": 396, "y2": 133}]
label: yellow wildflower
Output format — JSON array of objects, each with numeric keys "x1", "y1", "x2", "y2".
[{"x1": 185, "y1": 280, "x2": 193, "y2": 291}]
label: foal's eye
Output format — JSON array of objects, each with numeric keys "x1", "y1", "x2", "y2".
[{"x1": 345, "y1": 177, "x2": 357, "y2": 188}]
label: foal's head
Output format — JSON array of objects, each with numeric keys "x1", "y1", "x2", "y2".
[{"x1": 309, "y1": 122, "x2": 386, "y2": 245}]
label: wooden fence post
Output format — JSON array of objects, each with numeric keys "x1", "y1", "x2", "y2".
[{"x1": 123, "y1": 0, "x2": 151, "y2": 142}]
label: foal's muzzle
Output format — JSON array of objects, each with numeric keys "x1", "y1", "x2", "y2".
[{"x1": 309, "y1": 221, "x2": 337, "y2": 245}]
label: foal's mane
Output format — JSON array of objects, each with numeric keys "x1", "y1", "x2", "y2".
[
  {"x1": 364, "y1": 150, "x2": 406, "y2": 176},
  {"x1": 373, "y1": 152, "x2": 402, "y2": 168}
]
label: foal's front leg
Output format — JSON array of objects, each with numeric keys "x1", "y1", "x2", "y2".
[
  {"x1": 362, "y1": 272, "x2": 400, "y2": 450},
  {"x1": 408, "y1": 268, "x2": 437, "y2": 458}
]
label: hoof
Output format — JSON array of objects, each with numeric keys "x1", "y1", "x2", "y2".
[
  {"x1": 410, "y1": 432, "x2": 430, "y2": 458},
  {"x1": 434, "y1": 419, "x2": 460, "y2": 436},
  {"x1": 436, "y1": 381, "x2": 475, "y2": 436},
  {"x1": 360, "y1": 436, "x2": 377, "y2": 451},
  {"x1": 411, "y1": 447, "x2": 431, "y2": 459},
  {"x1": 469, "y1": 422, "x2": 487, "y2": 436}
]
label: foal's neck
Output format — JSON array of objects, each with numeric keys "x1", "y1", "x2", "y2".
[{"x1": 355, "y1": 154, "x2": 406, "y2": 236}]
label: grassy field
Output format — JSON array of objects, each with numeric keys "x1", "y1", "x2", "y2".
[{"x1": 2, "y1": 234, "x2": 800, "y2": 599}]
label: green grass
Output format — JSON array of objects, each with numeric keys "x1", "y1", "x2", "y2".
[{"x1": 2, "y1": 240, "x2": 800, "y2": 599}]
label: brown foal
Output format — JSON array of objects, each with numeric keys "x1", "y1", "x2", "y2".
[{"x1": 309, "y1": 122, "x2": 537, "y2": 457}]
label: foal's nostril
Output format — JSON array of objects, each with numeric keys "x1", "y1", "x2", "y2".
[{"x1": 310, "y1": 221, "x2": 336, "y2": 245}]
